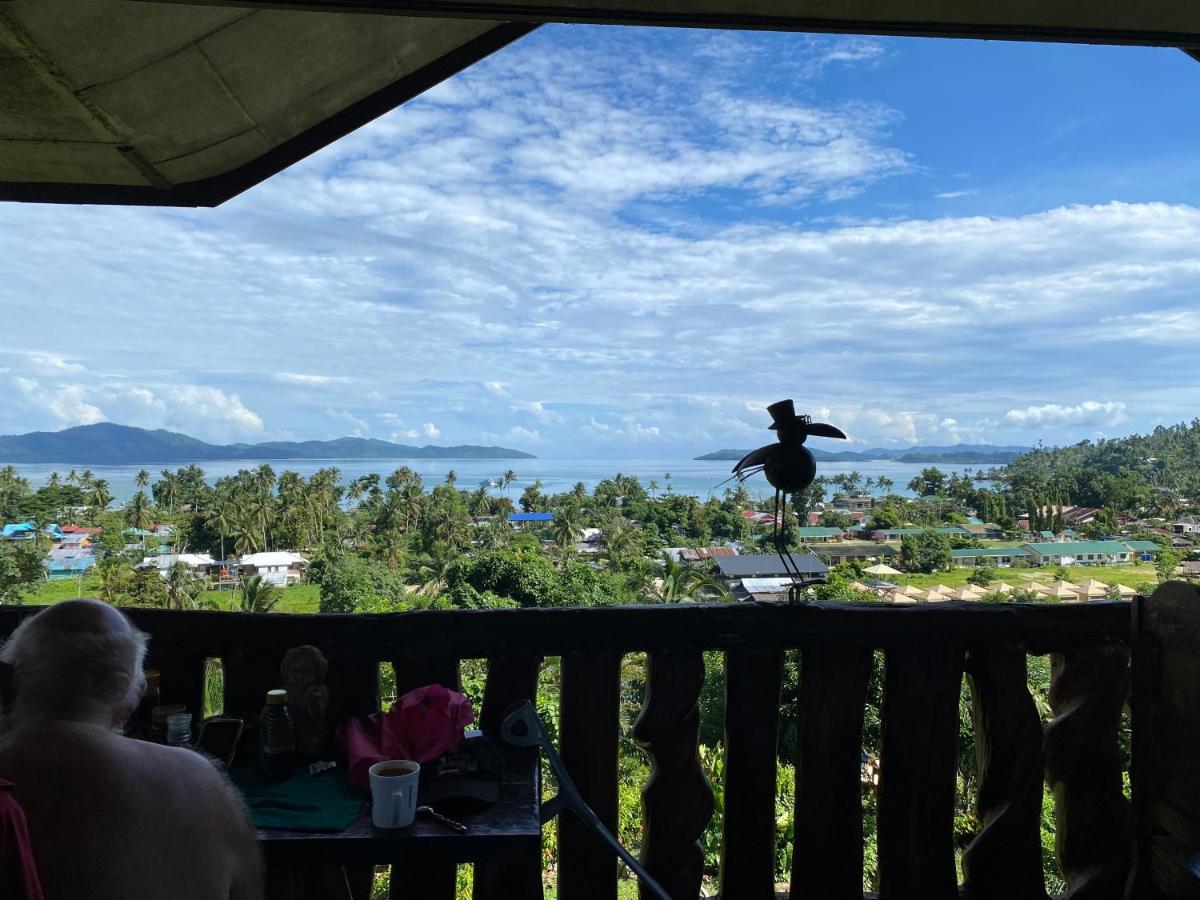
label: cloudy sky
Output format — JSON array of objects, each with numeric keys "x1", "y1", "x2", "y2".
[{"x1": 3, "y1": 27, "x2": 1200, "y2": 456}]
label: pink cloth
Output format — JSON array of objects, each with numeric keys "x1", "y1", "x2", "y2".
[
  {"x1": 0, "y1": 779, "x2": 44, "y2": 900},
  {"x1": 339, "y1": 685, "x2": 475, "y2": 787}
]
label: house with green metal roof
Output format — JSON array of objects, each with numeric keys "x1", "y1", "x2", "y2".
[
  {"x1": 1124, "y1": 540, "x2": 1161, "y2": 559},
  {"x1": 950, "y1": 547, "x2": 1029, "y2": 568},
  {"x1": 809, "y1": 542, "x2": 899, "y2": 566},
  {"x1": 1023, "y1": 541, "x2": 1132, "y2": 567},
  {"x1": 794, "y1": 527, "x2": 844, "y2": 542},
  {"x1": 872, "y1": 526, "x2": 971, "y2": 541}
]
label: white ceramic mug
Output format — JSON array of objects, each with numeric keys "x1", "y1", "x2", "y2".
[{"x1": 369, "y1": 760, "x2": 420, "y2": 829}]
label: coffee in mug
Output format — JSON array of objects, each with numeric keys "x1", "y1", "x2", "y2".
[{"x1": 369, "y1": 760, "x2": 420, "y2": 828}]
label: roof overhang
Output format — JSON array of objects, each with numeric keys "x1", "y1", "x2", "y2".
[
  {"x1": 143, "y1": 0, "x2": 1200, "y2": 47},
  {"x1": 0, "y1": 0, "x2": 532, "y2": 206},
  {"x1": 4, "y1": 0, "x2": 1200, "y2": 208}
]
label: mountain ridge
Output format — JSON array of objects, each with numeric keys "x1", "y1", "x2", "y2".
[{"x1": 0, "y1": 423, "x2": 536, "y2": 464}]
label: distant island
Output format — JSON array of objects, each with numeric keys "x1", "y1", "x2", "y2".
[
  {"x1": 696, "y1": 443, "x2": 1029, "y2": 465},
  {"x1": 0, "y1": 423, "x2": 536, "y2": 465}
]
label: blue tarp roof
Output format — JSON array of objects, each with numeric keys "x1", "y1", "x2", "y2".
[{"x1": 508, "y1": 512, "x2": 554, "y2": 522}]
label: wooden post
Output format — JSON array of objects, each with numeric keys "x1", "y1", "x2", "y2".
[
  {"x1": 1045, "y1": 642, "x2": 1131, "y2": 899},
  {"x1": 877, "y1": 640, "x2": 963, "y2": 900},
  {"x1": 474, "y1": 656, "x2": 544, "y2": 900},
  {"x1": 962, "y1": 643, "x2": 1048, "y2": 900},
  {"x1": 559, "y1": 653, "x2": 622, "y2": 900},
  {"x1": 389, "y1": 657, "x2": 461, "y2": 900},
  {"x1": 632, "y1": 650, "x2": 713, "y2": 900},
  {"x1": 720, "y1": 648, "x2": 783, "y2": 900},
  {"x1": 790, "y1": 643, "x2": 873, "y2": 900}
]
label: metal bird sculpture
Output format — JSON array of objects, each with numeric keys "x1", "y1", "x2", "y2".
[{"x1": 733, "y1": 399, "x2": 847, "y2": 601}]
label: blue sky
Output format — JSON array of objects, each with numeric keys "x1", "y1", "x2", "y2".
[{"x1": 3, "y1": 27, "x2": 1200, "y2": 456}]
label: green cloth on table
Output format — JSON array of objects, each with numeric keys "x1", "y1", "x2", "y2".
[{"x1": 230, "y1": 767, "x2": 368, "y2": 832}]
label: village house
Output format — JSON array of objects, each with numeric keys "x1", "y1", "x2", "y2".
[
  {"x1": 1173, "y1": 515, "x2": 1200, "y2": 535},
  {"x1": 508, "y1": 512, "x2": 554, "y2": 528},
  {"x1": 666, "y1": 546, "x2": 738, "y2": 563},
  {"x1": 831, "y1": 494, "x2": 876, "y2": 512},
  {"x1": 950, "y1": 547, "x2": 1029, "y2": 568},
  {"x1": 713, "y1": 552, "x2": 828, "y2": 600},
  {"x1": 1023, "y1": 540, "x2": 1132, "y2": 567},
  {"x1": 138, "y1": 553, "x2": 217, "y2": 579},
  {"x1": 871, "y1": 526, "x2": 971, "y2": 542},
  {"x1": 793, "y1": 526, "x2": 844, "y2": 542},
  {"x1": 808, "y1": 543, "x2": 899, "y2": 566},
  {"x1": 961, "y1": 522, "x2": 1005, "y2": 540},
  {"x1": 44, "y1": 545, "x2": 96, "y2": 579},
  {"x1": 1124, "y1": 540, "x2": 1162, "y2": 560},
  {"x1": 238, "y1": 551, "x2": 309, "y2": 587}
]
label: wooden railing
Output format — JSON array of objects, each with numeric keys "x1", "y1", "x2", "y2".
[{"x1": 0, "y1": 601, "x2": 1134, "y2": 900}]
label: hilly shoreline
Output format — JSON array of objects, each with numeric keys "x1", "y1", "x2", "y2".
[{"x1": 0, "y1": 423, "x2": 536, "y2": 465}]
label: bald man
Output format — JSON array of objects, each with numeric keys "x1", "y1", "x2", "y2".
[{"x1": 0, "y1": 601, "x2": 262, "y2": 899}]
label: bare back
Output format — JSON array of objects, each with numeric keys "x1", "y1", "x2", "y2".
[{"x1": 0, "y1": 723, "x2": 262, "y2": 900}]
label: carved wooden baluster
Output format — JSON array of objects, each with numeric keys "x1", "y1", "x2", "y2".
[
  {"x1": 149, "y1": 651, "x2": 207, "y2": 725},
  {"x1": 877, "y1": 640, "x2": 964, "y2": 900},
  {"x1": 1044, "y1": 642, "x2": 1131, "y2": 899},
  {"x1": 632, "y1": 649, "x2": 713, "y2": 900},
  {"x1": 790, "y1": 643, "x2": 873, "y2": 900},
  {"x1": 962, "y1": 643, "x2": 1048, "y2": 900},
  {"x1": 559, "y1": 653, "x2": 622, "y2": 900},
  {"x1": 720, "y1": 648, "x2": 782, "y2": 900},
  {"x1": 222, "y1": 647, "x2": 287, "y2": 719},
  {"x1": 475, "y1": 656, "x2": 544, "y2": 900},
  {"x1": 390, "y1": 657, "x2": 461, "y2": 900}
]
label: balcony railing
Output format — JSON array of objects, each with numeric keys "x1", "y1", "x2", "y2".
[{"x1": 0, "y1": 599, "x2": 1136, "y2": 900}]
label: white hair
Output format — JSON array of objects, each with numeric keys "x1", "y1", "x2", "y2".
[{"x1": 0, "y1": 610, "x2": 149, "y2": 721}]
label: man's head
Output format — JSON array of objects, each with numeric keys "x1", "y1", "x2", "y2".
[{"x1": 0, "y1": 601, "x2": 149, "y2": 729}]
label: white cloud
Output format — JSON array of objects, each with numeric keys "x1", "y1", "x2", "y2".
[
  {"x1": 421, "y1": 422, "x2": 442, "y2": 440},
  {"x1": 1005, "y1": 401, "x2": 1127, "y2": 428},
  {"x1": 483, "y1": 381, "x2": 509, "y2": 396},
  {"x1": 276, "y1": 372, "x2": 352, "y2": 386}
]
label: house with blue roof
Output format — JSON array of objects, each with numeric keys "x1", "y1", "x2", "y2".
[
  {"x1": 508, "y1": 512, "x2": 554, "y2": 528},
  {"x1": 44, "y1": 546, "x2": 96, "y2": 579},
  {"x1": 2, "y1": 521, "x2": 62, "y2": 541}
]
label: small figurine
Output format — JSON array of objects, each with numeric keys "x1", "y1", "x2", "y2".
[{"x1": 280, "y1": 644, "x2": 331, "y2": 762}]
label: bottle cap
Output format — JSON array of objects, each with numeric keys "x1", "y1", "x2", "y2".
[{"x1": 266, "y1": 689, "x2": 288, "y2": 705}]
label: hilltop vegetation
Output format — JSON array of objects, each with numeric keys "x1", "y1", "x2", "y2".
[{"x1": 1003, "y1": 419, "x2": 1200, "y2": 514}]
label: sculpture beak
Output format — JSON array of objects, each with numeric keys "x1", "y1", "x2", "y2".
[{"x1": 805, "y1": 423, "x2": 847, "y2": 440}]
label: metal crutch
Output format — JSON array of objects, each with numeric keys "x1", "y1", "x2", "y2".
[{"x1": 500, "y1": 701, "x2": 673, "y2": 900}]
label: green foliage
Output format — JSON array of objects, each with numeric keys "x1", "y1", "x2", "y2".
[
  {"x1": 818, "y1": 509, "x2": 852, "y2": 528},
  {"x1": 317, "y1": 554, "x2": 408, "y2": 613},
  {"x1": 0, "y1": 541, "x2": 43, "y2": 604},
  {"x1": 866, "y1": 504, "x2": 902, "y2": 530},
  {"x1": 900, "y1": 529, "x2": 952, "y2": 574},
  {"x1": 238, "y1": 575, "x2": 281, "y2": 613},
  {"x1": 966, "y1": 564, "x2": 998, "y2": 587},
  {"x1": 448, "y1": 550, "x2": 630, "y2": 608},
  {"x1": 1155, "y1": 549, "x2": 1182, "y2": 582}
]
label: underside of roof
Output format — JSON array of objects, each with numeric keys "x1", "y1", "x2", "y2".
[
  {"x1": 3, "y1": 0, "x2": 1199, "y2": 207},
  {"x1": 0, "y1": 0, "x2": 532, "y2": 205}
]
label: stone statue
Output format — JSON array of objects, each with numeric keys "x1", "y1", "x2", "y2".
[{"x1": 281, "y1": 644, "x2": 331, "y2": 761}]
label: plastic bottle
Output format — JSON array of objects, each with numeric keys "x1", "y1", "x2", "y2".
[{"x1": 259, "y1": 689, "x2": 296, "y2": 779}]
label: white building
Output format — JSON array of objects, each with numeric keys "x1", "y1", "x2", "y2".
[
  {"x1": 239, "y1": 551, "x2": 309, "y2": 586},
  {"x1": 139, "y1": 553, "x2": 216, "y2": 578}
]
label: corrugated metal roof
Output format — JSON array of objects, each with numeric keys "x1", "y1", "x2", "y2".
[
  {"x1": 509, "y1": 512, "x2": 554, "y2": 522},
  {"x1": 950, "y1": 547, "x2": 1028, "y2": 558},
  {"x1": 1025, "y1": 541, "x2": 1131, "y2": 555},
  {"x1": 715, "y1": 553, "x2": 827, "y2": 578}
]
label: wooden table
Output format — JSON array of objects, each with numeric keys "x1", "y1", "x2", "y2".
[{"x1": 257, "y1": 742, "x2": 541, "y2": 898}]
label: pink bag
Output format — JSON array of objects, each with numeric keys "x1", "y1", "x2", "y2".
[{"x1": 339, "y1": 685, "x2": 476, "y2": 786}]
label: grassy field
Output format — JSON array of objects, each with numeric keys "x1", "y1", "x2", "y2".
[
  {"x1": 25, "y1": 577, "x2": 322, "y2": 613},
  {"x1": 893, "y1": 563, "x2": 1159, "y2": 591}
]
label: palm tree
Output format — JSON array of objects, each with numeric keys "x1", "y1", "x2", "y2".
[
  {"x1": 410, "y1": 544, "x2": 453, "y2": 596},
  {"x1": 877, "y1": 475, "x2": 894, "y2": 497},
  {"x1": 664, "y1": 472, "x2": 673, "y2": 495},
  {"x1": 648, "y1": 480, "x2": 659, "y2": 499},
  {"x1": 501, "y1": 470, "x2": 516, "y2": 497},
  {"x1": 650, "y1": 554, "x2": 730, "y2": 603},
  {"x1": 125, "y1": 491, "x2": 154, "y2": 532},
  {"x1": 602, "y1": 517, "x2": 637, "y2": 568},
  {"x1": 87, "y1": 479, "x2": 112, "y2": 519},
  {"x1": 165, "y1": 562, "x2": 206, "y2": 610},
  {"x1": 237, "y1": 575, "x2": 280, "y2": 613},
  {"x1": 135, "y1": 469, "x2": 150, "y2": 490},
  {"x1": 552, "y1": 507, "x2": 582, "y2": 566},
  {"x1": 445, "y1": 470, "x2": 458, "y2": 486}
]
